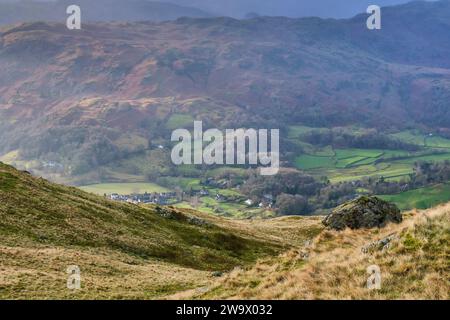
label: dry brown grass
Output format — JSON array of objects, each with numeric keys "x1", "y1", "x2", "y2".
[
  {"x1": 182, "y1": 204, "x2": 450, "y2": 300},
  {"x1": 0, "y1": 163, "x2": 289, "y2": 299},
  {"x1": 0, "y1": 211, "x2": 324, "y2": 300},
  {"x1": 185, "y1": 209, "x2": 325, "y2": 247},
  {"x1": 1, "y1": 161, "x2": 448, "y2": 300},
  {"x1": 0, "y1": 245, "x2": 210, "y2": 300},
  {"x1": 2, "y1": 204, "x2": 448, "y2": 300}
]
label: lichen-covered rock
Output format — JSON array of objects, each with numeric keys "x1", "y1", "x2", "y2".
[
  {"x1": 323, "y1": 196, "x2": 402, "y2": 230},
  {"x1": 361, "y1": 233, "x2": 398, "y2": 254}
]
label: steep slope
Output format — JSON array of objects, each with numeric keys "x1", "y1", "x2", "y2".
[
  {"x1": 0, "y1": 1, "x2": 449, "y2": 179},
  {"x1": 0, "y1": 163, "x2": 284, "y2": 296},
  {"x1": 182, "y1": 203, "x2": 450, "y2": 300},
  {"x1": 0, "y1": 162, "x2": 327, "y2": 299},
  {"x1": 0, "y1": 161, "x2": 448, "y2": 299},
  {"x1": 0, "y1": 0, "x2": 211, "y2": 25},
  {"x1": 0, "y1": 161, "x2": 284, "y2": 270}
]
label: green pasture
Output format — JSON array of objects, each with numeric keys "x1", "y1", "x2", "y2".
[
  {"x1": 166, "y1": 114, "x2": 194, "y2": 130},
  {"x1": 80, "y1": 183, "x2": 170, "y2": 195},
  {"x1": 379, "y1": 183, "x2": 450, "y2": 210}
]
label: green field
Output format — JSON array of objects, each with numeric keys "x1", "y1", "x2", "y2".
[
  {"x1": 292, "y1": 132, "x2": 450, "y2": 184},
  {"x1": 295, "y1": 147, "x2": 416, "y2": 177},
  {"x1": 426, "y1": 136, "x2": 450, "y2": 148},
  {"x1": 175, "y1": 197, "x2": 274, "y2": 219},
  {"x1": 335, "y1": 149, "x2": 383, "y2": 159},
  {"x1": 166, "y1": 113, "x2": 194, "y2": 130},
  {"x1": 350, "y1": 157, "x2": 379, "y2": 166},
  {"x1": 207, "y1": 167, "x2": 248, "y2": 177},
  {"x1": 294, "y1": 155, "x2": 336, "y2": 170},
  {"x1": 390, "y1": 130, "x2": 427, "y2": 146},
  {"x1": 326, "y1": 163, "x2": 414, "y2": 183},
  {"x1": 335, "y1": 156, "x2": 367, "y2": 168},
  {"x1": 80, "y1": 183, "x2": 170, "y2": 195},
  {"x1": 380, "y1": 150, "x2": 411, "y2": 159},
  {"x1": 393, "y1": 153, "x2": 450, "y2": 165},
  {"x1": 391, "y1": 130, "x2": 450, "y2": 149},
  {"x1": 157, "y1": 177, "x2": 201, "y2": 190},
  {"x1": 380, "y1": 183, "x2": 450, "y2": 210}
]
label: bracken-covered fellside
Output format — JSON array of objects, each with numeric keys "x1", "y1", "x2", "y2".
[{"x1": 1, "y1": 1, "x2": 450, "y2": 184}]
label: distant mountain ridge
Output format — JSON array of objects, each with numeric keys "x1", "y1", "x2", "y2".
[
  {"x1": 0, "y1": 1, "x2": 449, "y2": 179},
  {"x1": 159, "y1": 0, "x2": 429, "y2": 18},
  {"x1": 0, "y1": 0, "x2": 212, "y2": 25}
]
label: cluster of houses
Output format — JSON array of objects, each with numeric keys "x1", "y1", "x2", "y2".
[
  {"x1": 107, "y1": 188, "x2": 216, "y2": 206},
  {"x1": 108, "y1": 192, "x2": 177, "y2": 205},
  {"x1": 244, "y1": 194, "x2": 275, "y2": 209},
  {"x1": 41, "y1": 161, "x2": 64, "y2": 172},
  {"x1": 106, "y1": 185, "x2": 275, "y2": 211}
]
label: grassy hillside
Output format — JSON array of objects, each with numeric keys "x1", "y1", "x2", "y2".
[
  {"x1": 1, "y1": 162, "x2": 448, "y2": 299},
  {"x1": 0, "y1": 162, "x2": 288, "y2": 299},
  {"x1": 181, "y1": 203, "x2": 450, "y2": 300}
]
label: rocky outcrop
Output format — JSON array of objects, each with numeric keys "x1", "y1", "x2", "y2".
[
  {"x1": 323, "y1": 196, "x2": 402, "y2": 230},
  {"x1": 155, "y1": 206, "x2": 211, "y2": 227}
]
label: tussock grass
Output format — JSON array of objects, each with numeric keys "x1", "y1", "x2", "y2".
[
  {"x1": 185, "y1": 204, "x2": 449, "y2": 300},
  {"x1": 0, "y1": 163, "x2": 283, "y2": 299},
  {"x1": 1, "y1": 162, "x2": 448, "y2": 299}
]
